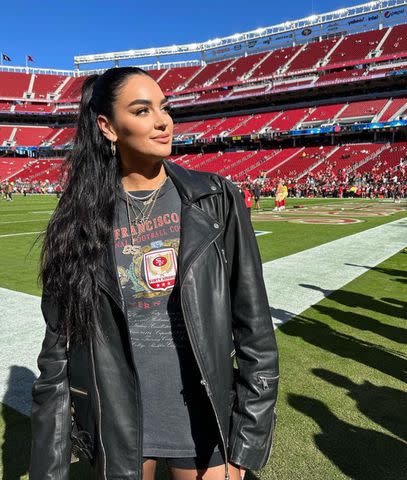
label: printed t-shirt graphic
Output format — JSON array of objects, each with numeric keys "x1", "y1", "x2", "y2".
[{"x1": 116, "y1": 224, "x2": 180, "y2": 298}]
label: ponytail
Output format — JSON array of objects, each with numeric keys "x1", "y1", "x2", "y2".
[{"x1": 34, "y1": 67, "x2": 151, "y2": 345}]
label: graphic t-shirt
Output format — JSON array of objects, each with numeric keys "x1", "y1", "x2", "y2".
[{"x1": 114, "y1": 176, "x2": 221, "y2": 457}]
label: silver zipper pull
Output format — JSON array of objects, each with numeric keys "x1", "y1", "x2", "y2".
[
  {"x1": 200, "y1": 378, "x2": 213, "y2": 396},
  {"x1": 221, "y1": 248, "x2": 228, "y2": 263},
  {"x1": 259, "y1": 376, "x2": 269, "y2": 390}
]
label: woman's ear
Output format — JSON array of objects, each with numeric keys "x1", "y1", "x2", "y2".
[{"x1": 97, "y1": 114, "x2": 117, "y2": 142}]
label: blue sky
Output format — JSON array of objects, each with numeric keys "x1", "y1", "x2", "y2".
[{"x1": 0, "y1": 0, "x2": 365, "y2": 70}]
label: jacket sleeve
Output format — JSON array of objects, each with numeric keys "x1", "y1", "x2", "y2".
[
  {"x1": 222, "y1": 179, "x2": 279, "y2": 471},
  {"x1": 29, "y1": 290, "x2": 72, "y2": 479}
]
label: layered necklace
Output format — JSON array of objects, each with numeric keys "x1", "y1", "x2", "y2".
[{"x1": 123, "y1": 175, "x2": 168, "y2": 255}]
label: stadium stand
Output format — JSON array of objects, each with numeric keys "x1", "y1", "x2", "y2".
[
  {"x1": 285, "y1": 38, "x2": 339, "y2": 72},
  {"x1": 31, "y1": 74, "x2": 68, "y2": 99},
  {"x1": 325, "y1": 29, "x2": 388, "y2": 66},
  {"x1": 376, "y1": 97, "x2": 407, "y2": 121},
  {"x1": 379, "y1": 23, "x2": 407, "y2": 56},
  {"x1": 58, "y1": 76, "x2": 86, "y2": 101},
  {"x1": 356, "y1": 142, "x2": 407, "y2": 174},
  {"x1": 335, "y1": 99, "x2": 389, "y2": 121},
  {"x1": 7, "y1": 158, "x2": 64, "y2": 183},
  {"x1": 0, "y1": 72, "x2": 31, "y2": 98},
  {"x1": 0, "y1": 157, "x2": 31, "y2": 180},
  {"x1": 0, "y1": 2, "x2": 406, "y2": 201},
  {"x1": 154, "y1": 66, "x2": 200, "y2": 92}
]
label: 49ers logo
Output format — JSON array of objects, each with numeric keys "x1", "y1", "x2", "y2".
[
  {"x1": 153, "y1": 256, "x2": 167, "y2": 267},
  {"x1": 143, "y1": 248, "x2": 177, "y2": 291}
]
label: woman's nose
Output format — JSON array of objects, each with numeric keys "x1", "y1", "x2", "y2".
[
  {"x1": 155, "y1": 120, "x2": 167, "y2": 131},
  {"x1": 154, "y1": 111, "x2": 168, "y2": 128}
]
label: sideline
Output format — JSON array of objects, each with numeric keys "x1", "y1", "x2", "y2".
[
  {"x1": 264, "y1": 217, "x2": 407, "y2": 327},
  {"x1": 0, "y1": 231, "x2": 44, "y2": 238}
]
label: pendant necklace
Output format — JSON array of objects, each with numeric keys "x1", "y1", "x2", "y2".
[{"x1": 122, "y1": 176, "x2": 168, "y2": 255}]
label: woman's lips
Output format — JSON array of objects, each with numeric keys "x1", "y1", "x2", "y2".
[{"x1": 152, "y1": 135, "x2": 171, "y2": 143}]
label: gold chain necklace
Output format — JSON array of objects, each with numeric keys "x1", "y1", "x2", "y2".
[
  {"x1": 122, "y1": 176, "x2": 168, "y2": 254},
  {"x1": 126, "y1": 176, "x2": 167, "y2": 223}
]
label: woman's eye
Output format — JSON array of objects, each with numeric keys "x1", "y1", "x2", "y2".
[{"x1": 133, "y1": 106, "x2": 172, "y2": 116}]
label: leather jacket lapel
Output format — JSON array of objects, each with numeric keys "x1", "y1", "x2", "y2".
[
  {"x1": 177, "y1": 201, "x2": 223, "y2": 288},
  {"x1": 162, "y1": 158, "x2": 222, "y2": 203}
]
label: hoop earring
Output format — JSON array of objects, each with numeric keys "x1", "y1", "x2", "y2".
[{"x1": 111, "y1": 141, "x2": 116, "y2": 157}]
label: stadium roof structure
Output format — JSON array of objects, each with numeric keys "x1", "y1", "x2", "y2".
[{"x1": 74, "y1": 0, "x2": 407, "y2": 71}]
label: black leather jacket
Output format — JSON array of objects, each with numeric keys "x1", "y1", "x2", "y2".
[{"x1": 29, "y1": 159, "x2": 279, "y2": 480}]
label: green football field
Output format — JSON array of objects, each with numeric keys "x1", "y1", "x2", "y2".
[{"x1": 0, "y1": 194, "x2": 406, "y2": 479}]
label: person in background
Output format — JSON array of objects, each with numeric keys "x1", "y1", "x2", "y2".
[
  {"x1": 6, "y1": 182, "x2": 13, "y2": 202},
  {"x1": 243, "y1": 186, "x2": 253, "y2": 217},
  {"x1": 273, "y1": 179, "x2": 287, "y2": 212},
  {"x1": 253, "y1": 183, "x2": 261, "y2": 210}
]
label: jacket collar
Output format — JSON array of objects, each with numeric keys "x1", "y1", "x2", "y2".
[{"x1": 162, "y1": 158, "x2": 222, "y2": 203}]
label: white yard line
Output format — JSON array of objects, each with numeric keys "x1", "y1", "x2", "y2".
[
  {"x1": 0, "y1": 219, "x2": 50, "y2": 225},
  {"x1": 0, "y1": 217, "x2": 406, "y2": 415},
  {"x1": 264, "y1": 217, "x2": 407, "y2": 327},
  {"x1": 0, "y1": 231, "x2": 45, "y2": 238}
]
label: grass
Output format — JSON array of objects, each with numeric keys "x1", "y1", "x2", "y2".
[
  {"x1": 0, "y1": 194, "x2": 406, "y2": 479},
  {"x1": 252, "y1": 197, "x2": 407, "y2": 263}
]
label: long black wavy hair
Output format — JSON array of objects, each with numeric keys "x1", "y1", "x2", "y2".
[{"x1": 35, "y1": 66, "x2": 154, "y2": 345}]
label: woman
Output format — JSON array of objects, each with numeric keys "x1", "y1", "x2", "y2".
[{"x1": 29, "y1": 67, "x2": 279, "y2": 480}]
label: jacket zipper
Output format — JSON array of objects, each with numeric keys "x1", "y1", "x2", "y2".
[
  {"x1": 69, "y1": 386, "x2": 88, "y2": 396},
  {"x1": 214, "y1": 241, "x2": 228, "y2": 266},
  {"x1": 180, "y1": 232, "x2": 230, "y2": 480},
  {"x1": 257, "y1": 373, "x2": 278, "y2": 461},
  {"x1": 90, "y1": 338, "x2": 107, "y2": 480},
  {"x1": 257, "y1": 373, "x2": 279, "y2": 390},
  {"x1": 199, "y1": 376, "x2": 230, "y2": 480}
]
